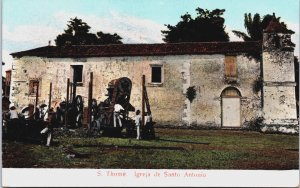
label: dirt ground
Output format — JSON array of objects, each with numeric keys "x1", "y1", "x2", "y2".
[{"x1": 2, "y1": 128, "x2": 299, "y2": 169}]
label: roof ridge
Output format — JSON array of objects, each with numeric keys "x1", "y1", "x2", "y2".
[{"x1": 10, "y1": 41, "x2": 262, "y2": 58}]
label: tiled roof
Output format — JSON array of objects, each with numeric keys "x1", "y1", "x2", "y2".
[{"x1": 10, "y1": 42, "x2": 261, "y2": 58}]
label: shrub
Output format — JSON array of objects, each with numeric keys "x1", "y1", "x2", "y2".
[
  {"x1": 247, "y1": 117, "x2": 264, "y2": 131},
  {"x1": 186, "y1": 86, "x2": 197, "y2": 103}
]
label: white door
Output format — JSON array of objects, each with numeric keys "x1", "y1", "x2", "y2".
[{"x1": 222, "y1": 97, "x2": 241, "y2": 127}]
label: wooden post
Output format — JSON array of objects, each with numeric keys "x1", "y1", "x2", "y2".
[
  {"x1": 35, "y1": 81, "x2": 39, "y2": 119},
  {"x1": 88, "y1": 72, "x2": 93, "y2": 125},
  {"x1": 141, "y1": 75, "x2": 145, "y2": 127},
  {"x1": 35, "y1": 81, "x2": 39, "y2": 108},
  {"x1": 70, "y1": 83, "x2": 73, "y2": 102},
  {"x1": 65, "y1": 78, "x2": 70, "y2": 127},
  {"x1": 73, "y1": 82, "x2": 77, "y2": 103},
  {"x1": 48, "y1": 82, "x2": 52, "y2": 110},
  {"x1": 3, "y1": 82, "x2": 6, "y2": 97}
]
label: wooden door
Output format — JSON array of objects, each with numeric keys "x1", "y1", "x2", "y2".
[{"x1": 222, "y1": 97, "x2": 241, "y2": 127}]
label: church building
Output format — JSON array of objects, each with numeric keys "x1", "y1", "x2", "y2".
[{"x1": 9, "y1": 19, "x2": 298, "y2": 133}]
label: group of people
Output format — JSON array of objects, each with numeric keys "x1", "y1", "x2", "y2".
[
  {"x1": 5, "y1": 103, "x2": 49, "y2": 121},
  {"x1": 4, "y1": 101, "x2": 154, "y2": 144},
  {"x1": 3, "y1": 103, "x2": 53, "y2": 146},
  {"x1": 134, "y1": 110, "x2": 153, "y2": 140},
  {"x1": 113, "y1": 103, "x2": 153, "y2": 140}
]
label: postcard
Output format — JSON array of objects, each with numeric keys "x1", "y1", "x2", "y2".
[{"x1": 1, "y1": 0, "x2": 299, "y2": 187}]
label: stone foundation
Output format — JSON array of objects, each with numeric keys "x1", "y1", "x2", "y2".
[{"x1": 260, "y1": 123, "x2": 299, "y2": 134}]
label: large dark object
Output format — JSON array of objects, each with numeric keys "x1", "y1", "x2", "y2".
[
  {"x1": 54, "y1": 81, "x2": 84, "y2": 128},
  {"x1": 89, "y1": 77, "x2": 135, "y2": 136},
  {"x1": 89, "y1": 76, "x2": 155, "y2": 139},
  {"x1": 56, "y1": 95, "x2": 84, "y2": 128}
]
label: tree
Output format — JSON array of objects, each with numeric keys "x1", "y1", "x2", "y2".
[
  {"x1": 97, "y1": 32, "x2": 123, "y2": 45},
  {"x1": 162, "y1": 8, "x2": 229, "y2": 43},
  {"x1": 55, "y1": 17, "x2": 123, "y2": 46},
  {"x1": 232, "y1": 13, "x2": 290, "y2": 41}
]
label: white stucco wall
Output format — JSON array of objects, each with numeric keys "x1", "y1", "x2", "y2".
[
  {"x1": 10, "y1": 53, "x2": 261, "y2": 127},
  {"x1": 263, "y1": 86, "x2": 297, "y2": 124},
  {"x1": 263, "y1": 51, "x2": 295, "y2": 82}
]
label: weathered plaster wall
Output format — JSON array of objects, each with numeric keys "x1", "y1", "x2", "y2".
[
  {"x1": 190, "y1": 55, "x2": 223, "y2": 126},
  {"x1": 237, "y1": 55, "x2": 262, "y2": 126},
  {"x1": 262, "y1": 51, "x2": 298, "y2": 126},
  {"x1": 10, "y1": 57, "x2": 69, "y2": 109},
  {"x1": 263, "y1": 86, "x2": 297, "y2": 124},
  {"x1": 263, "y1": 51, "x2": 295, "y2": 82},
  {"x1": 10, "y1": 55, "x2": 186, "y2": 125},
  {"x1": 261, "y1": 32, "x2": 298, "y2": 133},
  {"x1": 189, "y1": 54, "x2": 261, "y2": 127},
  {"x1": 10, "y1": 54, "x2": 260, "y2": 127}
]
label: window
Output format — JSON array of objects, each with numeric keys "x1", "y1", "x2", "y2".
[
  {"x1": 29, "y1": 80, "x2": 40, "y2": 96},
  {"x1": 71, "y1": 65, "x2": 83, "y2": 83},
  {"x1": 224, "y1": 56, "x2": 237, "y2": 78},
  {"x1": 151, "y1": 65, "x2": 162, "y2": 83}
]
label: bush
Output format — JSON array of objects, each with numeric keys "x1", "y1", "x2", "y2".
[
  {"x1": 186, "y1": 86, "x2": 197, "y2": 103},
  {"x1": 246, "y1": 117, "x2": 264, "y2": 131},
  {"x1": 253, "y1": 77, "x2": 263, "y2": 94}
]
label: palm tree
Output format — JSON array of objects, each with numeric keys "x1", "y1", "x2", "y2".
[{"x1": 232, "y1": 13, "x2": 289, "y2": 41}]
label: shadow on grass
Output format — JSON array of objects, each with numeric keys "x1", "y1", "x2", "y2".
[
  {"x1": 158, "y1": 138, "x2": 210, "y2": 145},
  {"x1": 285, "y1": 148, "x2": 299, "y2": 152},
  {"x1": 73, "y1": 144, "x2": 184, "y2": 150}
]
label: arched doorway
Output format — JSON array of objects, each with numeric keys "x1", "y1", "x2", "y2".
[{"x1": 221, "y1": 87, "x2": 241, "y2": 127}]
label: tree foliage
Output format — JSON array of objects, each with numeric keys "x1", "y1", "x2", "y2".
[
  {"x1": 186, "y1": 86, "x2": 197, "y2": 103},
  {"x1": 162, "y1": 8, "x2": 229, "y2": 43},
  {"x1": 55, "y1": 17, "x2": 123, "y2": 46},
  {"x1": 96, "y1": 32, "x2": 122, "y2": 45},
  {"x1": 232, "y1": 13, "x2": 289, "y2": 41}
]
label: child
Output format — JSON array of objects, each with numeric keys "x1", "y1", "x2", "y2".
[{"x1": 135, "y1": 110, "x2": 141, "y2": 140}]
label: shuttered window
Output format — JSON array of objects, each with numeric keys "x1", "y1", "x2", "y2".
[
  {"x1": 29, "y1": 80, "x2": 40, "y2": 96},
  {"x1": 224, "y1": 56, "x2": 237, "y2": 78}
]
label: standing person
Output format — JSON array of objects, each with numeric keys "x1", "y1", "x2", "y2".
[
  {"x1": 8, "y1": 104, "x2": 19, "y2": 140},
  {"x1": 41, "y1": 108, "x2": 54, "y2": 147},
  {"x1": 135, "y1": 110, "x2": 141, "y2": 140},
  {"x1": 144, "y1": 112, "x2": 152, "y2": 125},
  {"x1": 144, "y1": 112, "x2": 155, "y2": 139},
  {"x1": 8, "y1": 104, "x2": 18, "y2": 120},
  {"x1": 114, "y1": 103, "x2": 124, "y2": 127}
]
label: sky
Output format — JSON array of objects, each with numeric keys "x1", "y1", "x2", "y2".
[{"x1": 2, "y1": 0, "x2": 299, "y2": 75}]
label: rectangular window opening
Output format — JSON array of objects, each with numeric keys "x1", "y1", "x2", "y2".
[
  {"x1": 151, "y1": 66, "x2": 162, "y2": 83},
  {"x1": 72, "y1": 65, "x2": 83, "y2": 83}
]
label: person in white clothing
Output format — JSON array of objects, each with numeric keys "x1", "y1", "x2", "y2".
[
  {"x1": 135, "y1": 110, "x2": 141, "y2": 140},
  {"x1": 114, "y1": 104, "x2": 124, "y2": 127},
  {"x1": 7, "y1": 104, "x2": 19, "y2": 140},
  {"x1": 144, "y1": 112, "x2": 152, "y2": 125},
  {"x1": 8, "y1": 104, "x2": 18, "y2": 119}
]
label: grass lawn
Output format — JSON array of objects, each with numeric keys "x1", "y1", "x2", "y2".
[{"x1": 2, "y1": 128, "x2": 299, "y2": 169}]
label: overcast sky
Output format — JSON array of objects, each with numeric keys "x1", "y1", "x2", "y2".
[{"x1": 2, "y1": 0, "x2": 299, "y2": 75}]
